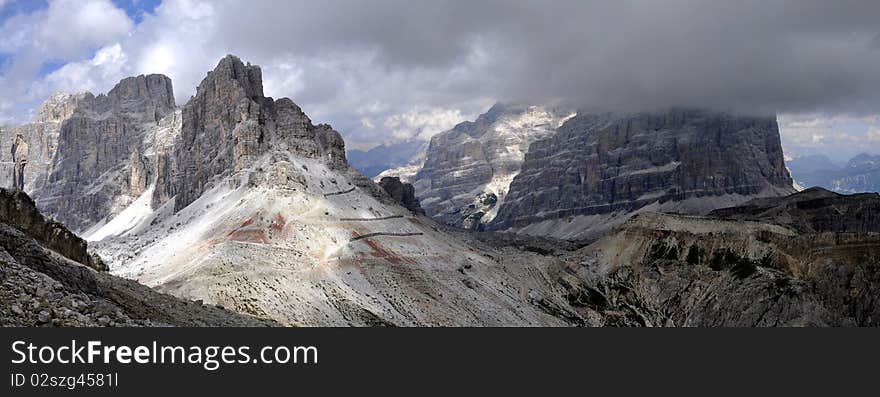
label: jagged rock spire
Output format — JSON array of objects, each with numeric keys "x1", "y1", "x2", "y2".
[{"x1": 160, "y1": 55, "x2": 347, "y2": 211}]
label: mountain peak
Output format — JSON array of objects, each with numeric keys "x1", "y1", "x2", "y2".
[
  {"x1": 35, "y1": 92, "x2": 85, "y2": 123},
  {"x1": 162, "y1": 55, "x2": 346, "y2": 211},
  {"x1": 202, "y1": 54, "x2": 264, "y2": 99},
  {"x1": 107, "y1": 74, "x2": 175, "y2": 109}
]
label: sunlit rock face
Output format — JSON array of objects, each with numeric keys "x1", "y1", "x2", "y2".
[
  {"x1": 86, "y1": 56, "x2": 586, "y2": 327},
  {"x1": 412, "y1": 103, "x2": 575, "y2": 230},
  {"x1": 32, "y1": 75, "x2": 176, "y2": 233},
  {"x1": 560, "y1": 187, "x2": 880, "y2": 326},
  {"x1": 158, "y1": 55, "x2": 347, "y2": 212},
  {"x1": 490, "y1": 109, "x2": 795, "y2": 240},
  {"x1": 0, "y1": 93, "x2": 84, "y2": 194},
  {"x1": 1, "y1": 77, "x2": 176, "y2": 233}
]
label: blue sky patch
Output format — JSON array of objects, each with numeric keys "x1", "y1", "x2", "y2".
[
  {"x1": 112, "y1": 0, "x2": 161, "y2": 24},
  {"x1": 37, "y1": 58, "x2": 66, "y2": 77},
  {"x1": 0, "y1": 0, "x2": 48, "y2": 24}
]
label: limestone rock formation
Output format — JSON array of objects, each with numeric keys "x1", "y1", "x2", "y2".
[
  {"x1": 378, "y1": 176, "x2": 425, "y2": 215},
  {"x1": 1, "y1": 77, "x2": 176, "y2": 233},
  {"x1": 558, "y1": 188, "x2": 880, "y2": 326},
  {"x1": 0, "y1": 188, "x2": 104, "y2": 271},
  {"x1": 29, "y1": 75, "x2": 176, "y2": 232},
  {"x1": 491, "y1": 109, "x2": 795, "y2": 240},
  {"x1": 411, "y1": 103, "x2": 575, "y2": 230},
  {"x1": 89, "y1": 56, "x2": 588, "y2": 327},
  {"x1": 157, "y1": 55, "x2": 346, "y2": 211},
  {"x1": 36, "y1": 92, "x2": 84, "y2": 122},
  {"x1": 0, "y1": 93, "x2": 84, "y2": 193},
  {"x1": 129, "y1": 149, "x2": 150, "y2": 197},
  {"x1": 11, "y1": 134, "x2": 27, "y2": 190}
]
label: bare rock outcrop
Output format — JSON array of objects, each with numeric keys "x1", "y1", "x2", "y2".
[
  {"x1": 11, "y1": 134, "x2": 28, "y2": 190},
  {"x1": 129, "y1": 149, "x2": 151, "y2": 197},
  {"x1": 29, "y1": 75, "x2": 176, "y2": 232},
  {"x1": 558, "y1": 188, "x2": 880, "y2": 326},
  {"x1": 491, "y1": 109, "x2": 795, "y2": 240},
  {"x1": 36, "y1": 92, "x2": 84, "y2": 122},
  {"x1": 157, "y1": 55, "x2": 347, "y2": 211},
  {"x1": 411, "y1": 103, "x2": 574, "y2": 230},
  {"x1": 0, "y1": 188, "x2": 275, "y2": 327},
  {"x1": 0, "y1": 93, "x2": 84, "y2": 193},
  {"x1": 0, "y1": 188, "x2": 104, "y2": 271},
  {"x1": 709, "y1": 186, "x2": 880, "y2": 234},
  {"x1": 378, "y1": 176, "x2": 425, "y2": 215}
]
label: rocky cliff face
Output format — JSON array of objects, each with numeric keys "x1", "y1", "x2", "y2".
[
  {"x1": 88, "y1": 56, "x2": 589, "y2": 327},
  {"x1": 10, "y1": 134, "x2": 27, "y2": 190},
  {"x1": 155, "y1": 55, "x2": 346, "y2": 212},
  {"x1": 0, "y1": 93, "x2": 84, "y2": 193},
  {"x1": 1, "y1": 77, "x2": 177, "y2": 233},
  {"x1": 556, "y1": 188, "x2": 879, "y2": 326},
  {"x1": 0, "y1": 188, "x2": 104, "y2": 271},
  {"x1": 30, "y1": 74, "x2": 176, "y2": 233},
  {"x1": 411, "y1": 103, "x2": 574, "y2": 230},
  {"x1": 491, "y1": 109, "x2": 795, "y2": 240},
  {"x1": 378, "y1": 176, "x2": 425, "y2": 215}
]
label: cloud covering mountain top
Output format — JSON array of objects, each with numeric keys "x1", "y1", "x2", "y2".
[{"x1": 1, "y1": 0, "x2": 879, "y2": 152}]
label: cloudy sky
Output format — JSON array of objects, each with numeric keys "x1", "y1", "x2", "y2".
[{"x1": 1, "y1": 0, "x2": 879, "y2": 160}]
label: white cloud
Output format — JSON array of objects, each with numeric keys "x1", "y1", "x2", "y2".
[
  {"x1": 383, "y1": 107, "x2": 472, "y2": 142},
  {"x1": 867, "y1": 126, "x2": 880, "y2": 142},
  {"x1": 4, "y1": 0, "x2": 880, "y2": 155},
  {"x1": 35, "y1": 0, "x2": 133, "y2": 58},
  {"x1": 779, "y1": 113, "x2": 880, "y2": 160},
  {"x1": 30, "y1": 44, "x2": 129, "y2": 100},
  {"x1": 0, "y1": 0, "x2": 134, "y2": 124},
  {"x1": 0, "y1": 0, "x2": 132, "y2": 59}
]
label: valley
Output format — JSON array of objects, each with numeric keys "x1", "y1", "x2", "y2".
[{"x1": 1, "y1": 55, "x2": 877, "y2": 327}]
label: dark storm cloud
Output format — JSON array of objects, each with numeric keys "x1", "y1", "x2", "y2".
[
  {"x1": 3, "y1": 0, "x2": 879, "y2": 146},
  {"x1": 205, "y1": 0, "x2": 880, "y2": 116}
]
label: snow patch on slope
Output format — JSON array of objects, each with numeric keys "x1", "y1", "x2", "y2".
[
  {"x1": 419, "y1": 105, "x2": 575, "y2": 227},
  {"x1": 375, "y1": 164, "x2": 421, "y2": 184},
  {"x1": 84, "y1": 185, "x2": 157, "y2": 242}
]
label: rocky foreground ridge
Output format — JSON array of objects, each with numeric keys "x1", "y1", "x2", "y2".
[
  {"x1": 557, "y1": 187, "x2": 879, "y2": 326},
  {"x1": 0, "y1": 188, "x2": 274, "y2": 326}
]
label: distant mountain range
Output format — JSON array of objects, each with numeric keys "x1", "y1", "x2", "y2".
[
  {"x1": 381, "y1": 104, "x2": 795, "y2": 240},
  {"x1": 788, "y1": 153, "x2": 880, "y2": 193},
  {"x1": 2, "y1": 56, "x2": 877, "y2": 327},
  {"x1": 347, "y1": 140, "x2": 426, "y2": 178}
]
